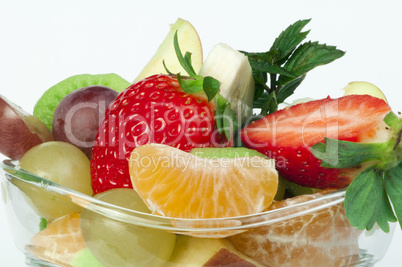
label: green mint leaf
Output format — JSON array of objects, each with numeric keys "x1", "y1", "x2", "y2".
[
  {"x1": 240, "y1": 51, "x2": 270, "y2": 62},
  {"x1": 385, "y1": 163, "x2": 402, "y2": 230},
  {"x1": 249, "y1": 60, "x2": 297, "y2": 78},
  {"x1": 270, "y1": 19, "x2": 311, "y2": 64},
  {"x1": 276, "y1": 74, "x2": 305, "y2": 104},
  {"x1": 203, "y1": 76, "x2": 220, "y2": 101},
  {"x1": 345, "y1": 167, "x2": 396, "y2": 232},
  {"x1": 176, "y1": 73, "x2": 203, "y2": 94},
  {"x1": 242, "y1": 19, "x2": 344, "y2": 115},
  {"x1": 39, "y1": 217, "x2": 48, "y2": 231},
  {"x1": 310, "y1": 137, "x2": 386, "y2": 168},
  {"x1": 279, "y1": 41, "x2": 345, "y2": 84},
  {"x1": 253, "y1": 90, "x2": 269, "y2": 109},
  {"x1": 253, "y1": 84, "x2": 265, "y2": 102},
  {"x1": 173, "y1": 31, "x2": 197, "y2": 77},
  {"x1": 252, "y1": 70, "x2": 268, "y2": 86},
  {"x1": 259, "y1": 91, "x2": 277, "y2": 116},
  {"x1": 253, "y1": 90, "x2": 278, "y2": 114}
]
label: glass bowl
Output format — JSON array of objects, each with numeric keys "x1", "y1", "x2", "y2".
[{"x1": 0, "y1": 159, "x2": 395, "y2": 267}]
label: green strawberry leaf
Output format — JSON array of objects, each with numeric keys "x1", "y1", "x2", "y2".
[
  {"x1": 173, "y1": 31, "x2": 197, "y2": 77},
  {"x1": 344, "y1": 167, "x2": 396, "y2": 232},
  {"x1": 385, "y1": 163, "x2": 402, "y2": 230},
  {"x1": 176, "y1": 73, "x2": 203, "y2": 94},
  {"x1": 311, "y1": 112, "x2": 402, "y2": 233},
  {"x1": 203, "y1": 76, "x2": 220, "y2": 101},
  {"x1": 310, "y1": 137, "x2": 386, "y2": 168},
  {"x1": 171, "y1": 31, "x2": 221, "y2": 102},
  {"x1": 169, "y1": 31, "x2": 239, "y2": 140}
]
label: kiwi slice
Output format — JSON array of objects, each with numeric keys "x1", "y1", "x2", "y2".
[
  {"x1": 70, "y1": 248, "x2": 104, "y2": 267},
  {"x1": 190, "y1": 147, "x2": 267, "y2": 159},
  {"x1": 285, "y1": 180, "x2": 321, "y2": 197},
  {"x1": 33, "y1": 73, "x2": 131, "y2": 130}
]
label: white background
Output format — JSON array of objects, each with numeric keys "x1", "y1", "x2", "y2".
[{"x1": 1, "y1": 0, "x2": 401, "y2": 266}]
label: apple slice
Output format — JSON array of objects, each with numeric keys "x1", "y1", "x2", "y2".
[
  {"x1": 166, "y1": 235, "x2": 262, "y2": 266},
  {"x1": 204, "y1": 248, "x2": 256, "y2": 267},
  {"x1": 133, "y1": 18, "x2": 203, "y2": 83},
  {"x1": 0, "y1": 95, "x2": 53, "y2": 160},
  {"x1": 343, "y1": 81, "x2": 388, "y2": 103}
]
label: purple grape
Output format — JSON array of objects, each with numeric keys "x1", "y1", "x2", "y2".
[{"x1": 52, "y1": 85, "x2": 119, "y2": 158}]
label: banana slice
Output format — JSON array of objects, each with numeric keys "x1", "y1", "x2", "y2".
[{"x1": 199, "y1": 43, "x2": 255, "y2": 124}]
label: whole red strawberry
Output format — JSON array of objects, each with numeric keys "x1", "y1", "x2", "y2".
[
  {"x1": 241, "y1": 94, "x2": 392, "y2": 189},
  {"x1": 90, "y1": 74, "x2": 231, "y2": 194}
]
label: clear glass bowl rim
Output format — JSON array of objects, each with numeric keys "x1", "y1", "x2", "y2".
[{"x1": 1, "y1": 159, "x2": 347, "y2": 234}]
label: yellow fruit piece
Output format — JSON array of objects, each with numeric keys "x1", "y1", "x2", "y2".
[
  {"x1": 133, "y1": 18, "x2": 203, "y2": 83},
  {"x1": 166, "y1": 235, "x2": 263, "y2": 266},
  {"x1": 129, "y1": 144, "x2": 278, "y2": 219},
  {"x1": 343, "y1": 81, "x2": 388, "y2": 103}
]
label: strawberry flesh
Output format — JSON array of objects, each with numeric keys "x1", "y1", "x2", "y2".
[
  {"x1": 90, "y1": 75, "x2": 226, "y2": 194},
  {"x1": 241, "y1": 95, "x2": 391, "y2": 188}
]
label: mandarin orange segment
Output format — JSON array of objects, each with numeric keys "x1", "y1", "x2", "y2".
[
  {"x1": 128, "y1": 144, "x2": 278, "y2": 219},
  {"x1": 229, "y1": 189, "x2": 363, "y2": 267},
  {"x1": 26, "y1": 212, "x2": 86, "y2": 265}
]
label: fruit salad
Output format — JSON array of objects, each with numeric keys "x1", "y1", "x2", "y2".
[{"x1": 1, "y1": 18, "x2": 401, "y2": 266}]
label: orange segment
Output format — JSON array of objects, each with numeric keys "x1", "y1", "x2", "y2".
[
  {"x1": 129, "y1": 144, "x2": 278, "y2": 219},
  {"x1": 229, "y1": 189, "x2": 363, "y2": 267},
  {"x1": 26, "y1": 212, "x2": 86, "y2": 266}
]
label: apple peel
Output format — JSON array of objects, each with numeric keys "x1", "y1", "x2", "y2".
[{"x1": 0, "y1": 95, "x2": 53, "y2": 160}]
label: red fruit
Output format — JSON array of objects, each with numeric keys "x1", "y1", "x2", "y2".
[
  {"x1": 90, "y1": 74, "x2": 227, "y2": 194},
  {"x1": 241, "y1": 95, "x2": 392, "y2": 189}
]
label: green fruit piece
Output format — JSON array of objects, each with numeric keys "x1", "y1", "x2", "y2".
[
  {"x1": 190, "y1": 147, "x2": 267, "y2": 159},
  {"x1": 33, "y1": 73, "x2": 131, "y2": 130},
  {"x1": 70, "y1": 248, "x2": 105, "y2": 267},
  {"x1": 286, "y1": 180, "x2": 321, "y2": 196},
  {"x1": 81, "y1": 188, "x2": 176, "y2": 267},
  {"x1": 274, "y1": 175, "x2": 287, "y2": 201}
]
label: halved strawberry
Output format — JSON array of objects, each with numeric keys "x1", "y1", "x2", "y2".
[{"x1": 241, "y1": 94, "x2": 392, "y2": 188}]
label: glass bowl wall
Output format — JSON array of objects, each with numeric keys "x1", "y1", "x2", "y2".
[{"x1": 0, "y1": 160, "x2": 395, "y2": 267}]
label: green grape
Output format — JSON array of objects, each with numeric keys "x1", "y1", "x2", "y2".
[
  {"x1": 81, "y1": 188, "x2": 176, "y2": 267},
  {"x1": 17, "y1": 141, "x2": 93, "y2": 220}
]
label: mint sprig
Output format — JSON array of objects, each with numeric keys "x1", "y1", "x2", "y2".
[
  {"x1": 242, "y1": 19, "x2": 345, "y2": 116},
  {"x1": 164, "y1": 31, "x2": 238, "y2": 140},
  {"x1": 311, "y1": 111, "x2": 402, "y2": 232}
]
